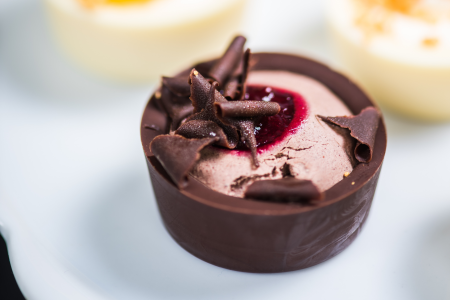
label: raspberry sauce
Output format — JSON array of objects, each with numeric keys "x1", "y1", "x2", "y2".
[{"x1": 236, "y1": 85, "x2": 308, "y2": 152}]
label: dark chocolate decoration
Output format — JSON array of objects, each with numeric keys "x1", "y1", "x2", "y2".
[
  {"x1": 214, "y1": 100, "x2": 280, "y2": 168},
  {"x1": 160, "y1": 82, "x2": 194, "y2": 130},
  {"x1": 238, "y1": 48, "x2": 251, "y2": 100},
  {"x1": 223, "y1": 48, "x2": 251, "y2": 100},
  {"x1": 186, "y1": 69, "x2": 272, "y2": 167},
  {"x1": 150, "y1": 135, "x2": 218, "y2": 188},
  {"x1": 318, "y1": 107, "x2": 380, "y2": 163},
  {"x1": 223, "y1": 77, "x2": 239, "y2": 99},
  {"x1": 208, "y1": 36, "x2": 246, "y2": 86},
  {"x1": 235, "y1": 119, "x2": 258, "y2": 167},
  {"x1": 162, "y1": 76, "x2": 191, "y2": 97},
  {"x1": 215, "y1": 101, "x2": 280, "y2": 118},
  {"x1": 141, "y1": 52, "x2": 387, "y2": 273},
  {"x1": 245, "y1": 178, "x2": 323, "y2": 203},
  {"x1": 185, "y1": 69, "x2": 239, "y2": 148},
  {"x1": 175, "y1": 120, "x2": 231, "y2": 148}
]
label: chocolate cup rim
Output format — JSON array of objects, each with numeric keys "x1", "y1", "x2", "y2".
[{"x1": 141, "y1": 52, "x2": 387, "y2": 216}]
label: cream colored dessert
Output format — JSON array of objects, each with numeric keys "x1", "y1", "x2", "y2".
[
  {"x1": 44, "y1": 0, "x2": 246, "y2": 82},
  {"x1": 328, "y1": 0, "x2": 450, "y2": 121},
  {"x1": 191, "y1": 70, "x2": 355, "y2": 197}
]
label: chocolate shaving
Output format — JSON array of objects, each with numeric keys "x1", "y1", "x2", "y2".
[
  {"x1": 152, "y1": 37, "x2": 270, "y2": 171},
  {"x1": 150, "y1": 135, "x2": 218, "y2": 188},
  {"x1": 160, "y1": 85, "x2": 194, "y2": 130},
  {"x1": 237, "y1": 120, "x2": 258, "y2": 167},
  {"x1": 175, "y1": 120, "x2": 231, "y2": 148},
  {"x1": 208, "y1": 36, "x2": 246, "y2": 86},
  {"x1": 244, "y1": 178, "x2": 323, "y2": 203},
  {"x1": 318, "y1": 107, "x2": 380, "y2": 163},
  {"x1": 215, "y1": 100, "x2": 280, "y2": 168},
  {"x1": 162, "y1": 76, "x2": 191, "y2": 97},
  {"x1": 215, "y1": 101, "x2": 280, "y2": 118},
  {"x1": 223, "y1": 48, "x2": 251, "y2": 100},
  {"x1": 238, "y1": 48, "x2": 251, "y2": 100},
  {"x1": 223, "y1": 77, "x2": 239, "y2": 99},
  {"x1": 185, "y1": 69, "x2": 239, "y2": 148}
]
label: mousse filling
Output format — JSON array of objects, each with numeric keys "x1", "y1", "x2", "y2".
[{"x1": 190, "y1": 70, "x2": 356, "y2": 197}]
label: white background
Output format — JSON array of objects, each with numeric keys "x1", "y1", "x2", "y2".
[{"x1": 1, "y1": 0, "x2": 450, "y2": 299}]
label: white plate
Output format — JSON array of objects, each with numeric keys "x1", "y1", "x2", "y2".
[{"x1": 1, "y1": 0, "x2": 450, "y2": 299}]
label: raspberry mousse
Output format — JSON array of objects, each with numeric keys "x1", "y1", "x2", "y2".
[{"x1": 140, "y1": 36, "x2": 386, "y2": 272}]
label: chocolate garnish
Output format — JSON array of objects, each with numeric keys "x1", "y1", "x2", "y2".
[
  {"x1": 160, "y1": 85, "x2": 194, "y2": 130},
  {"x1": 184, "y1": 69, "x2": 282, "y2": 168},
  {"x1": 215, "y1": 100, "x2": 280, "y2": 168},
  {"x1": 185, "y1": 69, "x2": 239, "y2": 148},
  {"x1": 152, "y1": 38, "x2": 273, "y2": 169},
  {"x1": 162, "y1": 76, "x2": 191, "y2": 97},
  {"x1": 318, "y1": 106, "x2": 380, "y2": 163},
  {"x1": 175, "y1": 120, "x2": 231, "y2": 148},
  {"x1": 238, "y1": 48, "x2": 251, "y2": 100},
  {"x1": 223, "y1": 77, "x2": 239, "y2": 99},
  {"x1": 215, "y1": 101, "x2": 280, "y2": 118},
  {"x1": 244, "y1": 178, "x2": 323, "y2": 203},
  {"x1": 223, "y1": 48, "x2": 251, "y2": 100},
  {"x1": 208, "y1": 36, "x2": 246, "y2": 86},
  {"x1": 150, "y1": 135, "x2": 218, "y2": 188},
  {"x1": 158, "y1": 36, "x2": 251, "y2": 133}
]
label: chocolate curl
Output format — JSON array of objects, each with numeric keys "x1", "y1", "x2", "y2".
[
  {"x1": 208, "y1": 36, "x2": 246, "y2": 86},
  {"x1": 223, "y1": 48, "x2": 251, "y2": 100},
  {"x1": 162, "y1": 76, "x2": 191, "y2": 97},
  {"x1": 223, "y1": 77, "x2": 239, "y2": 99},
  {"x1": 189, "y1": 69, "x2": 226, "y2": 112},
  {"x1": 160, "y1": 86, "x2": 194, "y2": 130},
  {"x1": 186, "y1": 69, "x2": 239, "y2": 148},
  {"x1": 238, "y1": 120, "x2": 259, "y2": 167},
  {"x1": 150, "y1": 135, "x2": 218, "y2": 188},
  {"x1": 215, "y1": 101, "x2": 280, "y2": 118},
  {"x1": 215, "y1": 100, "x2": 280, "y2": 168},
  {"x1": 175, "y1": 120, "x2": 232, "y2": 148},
  {"x1": 318, "y1": 106, "x2": 380, "y2": 163},
  {"x1": 244, "y1": 178, "x2": 323, "y2": 204},
  {"x1": 239, "y1": 48, "x2": 251, "y2": 100}
]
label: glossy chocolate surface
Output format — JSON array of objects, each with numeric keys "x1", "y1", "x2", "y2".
[{"x1": 140, "y1": 53, "x2": 387, "y2": 273}]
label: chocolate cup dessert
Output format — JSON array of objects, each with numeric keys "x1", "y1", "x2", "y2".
[{"x1": 140, "y1": 53, "x2": 387, "y2": 273}]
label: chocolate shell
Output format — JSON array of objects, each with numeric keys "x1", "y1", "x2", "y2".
[
  {"x1": 140, "y1": 53, "x2": 387, "y2": 273},
  {"x1": 245, "y1": 178, "x2": 323, "y2": 203}
]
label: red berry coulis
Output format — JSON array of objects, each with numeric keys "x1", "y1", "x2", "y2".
[{"x1": 235, "y1": 85, "x2": 308, "y2": 153}]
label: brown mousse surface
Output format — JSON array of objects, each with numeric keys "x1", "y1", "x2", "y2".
[{"x1": 191, "y1": 70, "x2": 356, "y2": 197}]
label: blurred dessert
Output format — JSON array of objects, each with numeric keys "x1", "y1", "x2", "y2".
[
  {"x1": 328, "y1": 0, "x2": 450, "y2": 121},
  {"x1": 44, "y1": 0, "x2": 246, "y2": 82}
]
